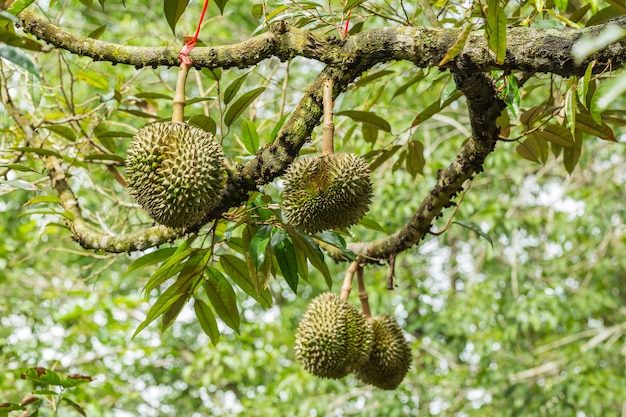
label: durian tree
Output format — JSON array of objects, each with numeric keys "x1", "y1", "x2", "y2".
[{"x1": 2, "y1": 0, "x2": 626, "y2": 415}]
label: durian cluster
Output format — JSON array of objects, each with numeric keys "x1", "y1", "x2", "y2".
[
  {"x1": 125, "y1": 122, "x2": 226, "y2": 229},
  {"x1": 295, "y1": 293, "x2": 412, "y2": 390},
  {"x1": 282, "y1": 153, "x2": 373, "y2": 233}
]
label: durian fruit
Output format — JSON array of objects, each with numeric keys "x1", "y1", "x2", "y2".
[
  {"x1": 294, "y1": 292, "x2": 373, "y2": 379},
  {"x1": 355, "y1": 314, "x2": 412, "y2": 390},
  {"x1": 126, "y1": 121, "x2": 226, "y2": 228},
  {"x1": 282, "y1": 153, "x2": 373, "y2": 233}
]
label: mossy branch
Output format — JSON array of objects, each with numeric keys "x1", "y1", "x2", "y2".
[{"x1": 18, "y1": 9, "x2": 626, "y2": 76}]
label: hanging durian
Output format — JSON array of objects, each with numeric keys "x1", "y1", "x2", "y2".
[
  {"x1": 125, "y1": 62, "x2": 226, "y2": 229},
  {"x1": 294, "y1": 292, "x2": 373, "y2": 379},
  {"x1": 355, "y1": 314, "x2": 412, "y2": 390},
  {"x1": 281, "y1": 79, "x2": 373, "y2": 233}
]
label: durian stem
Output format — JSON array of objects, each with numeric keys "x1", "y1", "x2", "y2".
[
  {"x1": 321, "y1": 78, "x2": 334, "y2": 156},
  {"x1": 340, "y1": 260, "x2": 359, "y2": 301},
  {"x1": 172, "y1": 62, "x2": 191, "y2": 123},
  {"x1": 356, "y1": 265, "x2": 371, "y2": 318}
]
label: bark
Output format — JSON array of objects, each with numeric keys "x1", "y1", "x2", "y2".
[{"x1": 7, "y1": 10, "x2": 626, "y2": 257}]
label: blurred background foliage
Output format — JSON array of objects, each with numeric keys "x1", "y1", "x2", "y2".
[{"x1": 1, "y1": 0, "x2": 626, "y2": 415}]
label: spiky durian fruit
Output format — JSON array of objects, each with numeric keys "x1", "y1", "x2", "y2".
[
  {"x1": 126, "y1": 122, "x2": 226, "y2": 228},
  {"x1": 282, "y1": 153, "x2": 373, "y2": 233},
  {"x1": 295, "y1": 292, "x2": 373, "y2": 379},
  {"x1": 355, "y1": 314, "x2": 412, "y2": 390}
]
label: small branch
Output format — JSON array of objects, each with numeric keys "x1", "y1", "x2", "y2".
[
  {"x1": 356, "y1": 265, "x2": 371, "y2": 318},
  {"x1": 340, "y1": 261, "x2": 359, "y2": 301}
]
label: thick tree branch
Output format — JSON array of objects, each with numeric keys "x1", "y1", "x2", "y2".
[
  {"x1": 9, "y1": 8, "x2": 626, "y2": 254},
  {"x1": 18, "y1": 9, "x2": 626, "y2": 76},
  {"x1": 0, "y1": 71, "x2": 180, "y2": 252},
  {"x1": 347, "y1": 72, "x2": 506, "y2": 262}
]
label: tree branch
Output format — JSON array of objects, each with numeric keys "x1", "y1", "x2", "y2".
[
  {"x1": 347, "y1": 72, "x2": 506, "y2": 262},
  {"x1": 18, "y1": 9, "x2": 626, "y2": 76}
]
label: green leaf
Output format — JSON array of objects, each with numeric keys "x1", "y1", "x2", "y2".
[
  {"x1": 12, "y1": 147, "x2": 62, "y2": 158},
  {"x1": 453, "y1": 221, "x2": 493, "y2": 248},
  {"x1": 287, "y1": 228, "x2": 332, "y2": 289},
  {"x1": 485, "y1": 0, "x2": 506, "y2": 65},
  {"x1": 83, "y1": 153, "x2": 126, "y2": 164},
  {"x1": 406, "y1": 139, "x2": 425, "y2": 178},
  {"x1": 132, "y1": 286, "x2": 186, "y2": 339},
  {"x1": 161, "y1": 291, "x2": 189, "y2": 332},
  {"x1": 224, "y1": 72, "x2": 249, "y2": 105},
  {"x1": 335, "y1": 110, "x2": 391, "y2": 132},
  {"x1": 224, "y1": 87, "x2": 265, "y2": 127},
  {"x1": 219, "y1": 254, "x2": 272, "y2": 307},
  {"x1": 563, "y1": 132, "x2": 583, "y2": 174},
  {"x1": 537, "y1": 124, "x2": 576, "y2": 148},
  {"x1": 41, "y1": 125, "x2": 76, "y2": 142},
  {"x1": 76, "y1": 70, "x2": 108, "y2": 90},
  {"x1": 20, "y1": 368, "x2": 62, "y2": 386},
  {"x1": 391, "y1": 71, "x2": 426, "y2": 100},
  {"x1": 578, "y1": 61, "x2": 594, "y2": 109},
  {"x1": 194, "y1": 299, "x2": 220, "y2": 345},
  {"x1": 358, "y1": 216, "x2": 387, "y2": 233},
  {"x1": 134, "y1": 92, "x2": 172, "y2": 100},
  {"x1": 23, "y1": 195, "x2": 60, "y2": 206},
  {"x1": 164, "y1": 0, "x2": 190, "y2": 35},
  {"x1": 125, "y1": 247, "x2": 178, "y2": 276},
  {"x1": 439, "y1": 23, "x2": 474, "y2": 66},
  {"x1": 0, "y1": 44, "x2": 40, "y2": 78},
  {"x1": 248, "y1": 225, "x2": 272, "y2": 270},
  {"x1": 411, "y1": 90, "x2": 463, "y2": 127},
  {"x1": 8, "y1": 0, "x2": 36, "y2": 15},
  {"x1": 204, "y1": 267, "x2": 240, "y2": 333},
  {"x1": 274, "y1": 235, "x2": 299, "y2": 293},
  {"x1": 315, "y1": 231, "x2": 356, "y2": 261},
  {"x1": 0, "y1": 163, "x2": 39, "y2": 173},
  {"x1": 143, "y1": 242, "x2": 198, "y2": 294},
  {"x1": 243, "y1": 225, "x2": 272, "y2": 294},
  {"x1": 343, "y1": 0, "x2": 367, "y2": 12},
  {"x1": 270, "y1": 113, "x2": 290, "y2": 143},
  {"x1": 241, "y1": 120, "x2": 260, "y2": 154},
  {"x1": 188, "y1": 114, "x2": 217, "y2": 135},
  {"x1": 575, "y1": 112, "x2": 616, "y2": 141},
  {"x1": 88, "y1": 24, "x2": 107, "y2": 39},
  {"x1": 202, "y1": 68, "x2": 222, "y2": 82},
  {"x1": 96, "y1": 130, "x2": 134, "y2": 138},
  {"x1": 214, "y1": 0, "x2": 229, "y2": 14},
  {"x1": 0, "y1": 26, "x2": 43, "y2": 52},
  {"x1": 60, "y1": 398, "x2": 86, "y2": 417},
  {"x1": 516, "y1": 133, "x2": 548, "y2": 164},
  {"x1": 59, "y1": 374, "x2": 94, "y2": 388},
  {"x1": 354, "y1": 70, "x2": 395, "y2": 88}
]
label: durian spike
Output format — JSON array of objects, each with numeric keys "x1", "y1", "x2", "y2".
[
  {"x1": 340, "y1": 260, "x2": 359, "y2": 301},
  {"x1": 172, "y1": 62, "x2": 190, "y2": 123},
  {"x1": 356, "y1": 264, "x2": 372, "y2": 318},
  {"x1": 322, "y1": 78, "x2": 335, "y2": 156}
]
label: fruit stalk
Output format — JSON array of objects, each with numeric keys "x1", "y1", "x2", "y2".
[
  {"x1": 356, "y1": 265, "x2": 371, "y2": 318},
  {"x1": 321, "y1": 78, "x2": 334, "y2": 156},
  {"x1": 172, "y1": 62, "x2": 190, "y2": 124}
]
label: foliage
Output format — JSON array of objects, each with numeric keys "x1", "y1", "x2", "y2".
[{"x1": 1, "y1": 0, "x2": 626, "y2": 416}]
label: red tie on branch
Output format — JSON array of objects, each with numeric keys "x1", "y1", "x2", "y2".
[{"x1": 179, "y1": 0, "x2": 211, "y2": 65}]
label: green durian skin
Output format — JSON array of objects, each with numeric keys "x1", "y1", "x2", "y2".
[
  {"x1": 355, "y1": 314, "x2": 412, "y2": 390},
  {"x1": 294, "y1": 293, "x2": 373, "y2": 379},
  {"x1": 282, "y1": 153, "x2": 373, "y2": 234},
  {"x1": 125, "y1": 122, "x2": 226, "y2": 228}
]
